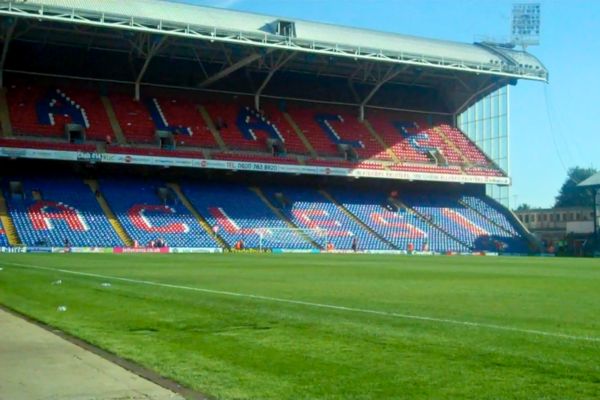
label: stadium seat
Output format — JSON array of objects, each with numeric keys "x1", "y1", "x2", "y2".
[
  {"x1": 261, "y1": 186, "x2": 390, "y2": 250},
  {"x1": 181, "y1": 182, "x2": 314, "y2": 250},
  {"x1": 400, "y1": 193, "x2": 528, "y2": 252},
  {"x1": 4, "y1": 177, "x2": 123, "y2": 247},
  {"x1": 99, "y1": 179, "x2": 218, "y2": 248},
  {"x1": 7, "y1": 83, "x2": 114, "y2": 142},
  {"x1": 327, "y1": 188, "x2": 469, "y2": 253}
]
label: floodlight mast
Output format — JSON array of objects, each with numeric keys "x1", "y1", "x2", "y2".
[{"x1": 511, "y1": 3, "x2": 541, "y2": 50}]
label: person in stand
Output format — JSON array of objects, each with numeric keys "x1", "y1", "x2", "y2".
[
  {"x1": 64, "y1": 238, "x2": 70, "y2": 248},
  {"x1": 351, "y1": 237, "x2": 358, "y2": 253}
]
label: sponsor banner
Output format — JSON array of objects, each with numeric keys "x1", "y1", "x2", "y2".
[
  {"x1": 363, "y1": 250, "x2": 408, "y2": 255},
  {"x1": 70, "y1": 247, "x2": 114, "y2": 253},
  {"x1": 26, "y1": 246, "x2": 54, "y2": 253},
  {"x1": 272, "y1": 249, "x2": 321, "y2": 254},
  {"x1": 1, "y1": 246, "x2": 27, "y2": 253},
  {"x1": 51, "y1": 247, "x2": 72, "y2": 253},
  {"x1": 0, "y1": 146, "x2": 510, "y2": 185},
  {"x1": 113, "y1": 247, "x2": 170, "y2": 254},
  {"x1": 169, "y1": 247, "x2": 223, "y2": 254}
]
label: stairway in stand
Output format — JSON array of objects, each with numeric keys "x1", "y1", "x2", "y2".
[
  {"x1": 0, "y1": 190, "x2": 21, "y2": 246},
  {"x1": 84, "y1": 179, "x2": 133, "y2": 246}
]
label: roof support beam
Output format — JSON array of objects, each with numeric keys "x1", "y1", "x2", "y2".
[
  {"x1": 255, "y1": 51, "x2": 296, "y2": 111},
  {"x1": 454, "y1": 77, "x2": 501, "y2": 116},
  {"x1": 358, "y1": 65, "x2": 404, "y2": 121},
  {"x1": 0, "y1": 18, "x2": 17, "y2": 88},
  {"x1": 198, "y1": 49, "x2": 274, "y2": 89},
  {"x1": 134, "y1": 35, "x2": 167, "y2": 100}
]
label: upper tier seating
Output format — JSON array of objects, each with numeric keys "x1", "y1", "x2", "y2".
[
  {"x1": 262, "y1": 186, "x2": 390, "y2": 250},
  {"x1": 7, "y1": 84, "x2": 113, "y2": 141},
  {"x1": 4, "y1": 177, "x2": 123, "y2": 247},
  {"x1": 108, "y1": 93, "x2": 156, "y2": 143},
  {"x1": 287, "y1": 105, "x2": 390, "y2": 160},
  {"x1": 145, "y1": 97, "x2": 218, "y2": 148},
  {"x1": 366, "y1": 109, "x2": 463, "y2": 164},
  {"x1": 328, "y1": 188, "x2": 469, "y2": 253},
  {"x1": 204, "y1": 102, "x2": 308, "y2": 155},
  {"x1": 181, "y1": 183, "x2": 313, "y2": 249},
  {"x1": 99, "y1": 179, "x2": 217, "y2": 248},
  {"x1": 3, "y1": 82, "x2": 503, "y2": 179}
]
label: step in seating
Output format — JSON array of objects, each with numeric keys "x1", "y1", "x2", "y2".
[
  {"x1": 181, "y1": 182, "x2": 313, "y2": 250},
  {"x1": 204, "y1": 103, "x2": 309, "y2": 156},
  {"x1": 108, "y1": 93, "x2": 156, "y2": 144},
  {"x1": 4, "y1": 177, "x2": 122, "y2": 247},
  {"x1": 262, "y1": 186, "x2": 390, "y2": 250},
  {"x1": 460, "y1": 195, "x2": 520, "y2": 236},
  {"x1": 287, "y1": 105, "x2": 390, "y2": 161},
  {"x1": 145, "y1": 96, "x2": 218, "y2": 148},
  {"x1": 0, "y1": 219, "x2": 8, "y2": 247},
  {"x1": 328, "y1": 188, "x2": 469, "y2": 253},
  {"x1": 99, "y1": 179, "x2": 217, "y2": 248}
]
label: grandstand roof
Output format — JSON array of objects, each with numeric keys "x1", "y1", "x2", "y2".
[{"x1": 2, "y1": 0, "x2": 547, "y2": 82}]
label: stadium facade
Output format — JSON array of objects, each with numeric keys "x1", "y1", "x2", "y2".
[
  {"x1": 458, "y1": 86, "x2": 510, "y2": 206},
  {"x1": 0, "y1": 0, "x2": 547, "y2": 254}
]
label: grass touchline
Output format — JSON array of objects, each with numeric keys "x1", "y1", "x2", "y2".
[{"x1": 5, "y1": 260, "x2": 599, "y2": 344}]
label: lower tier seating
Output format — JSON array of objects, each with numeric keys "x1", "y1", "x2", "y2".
[
  {"x1": 400, "y1": 193, "x2": 527, "y2": 253},
  {"x1": 0, "y1": 175, "x2": 528, "y2": 253},
  {"x1": 3, "y1": 177, "x2": 123, "y2": 247},
  {"x1": 328, "y1": 188, "x2": 469, "y2": 253},
  {"x1": 99, "y1": 179, "x2": 217, "y2": 248},
  {"x1": 181, "y1": 183, "x2": 313, "y2": 249},
  {"x1": 261, "y1": 186, "x2": 390, "y2": 250},
  {"x1": 0, "y1": 219, "x2": 8, "y2": 246}
]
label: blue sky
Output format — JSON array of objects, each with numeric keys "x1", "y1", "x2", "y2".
[{"x1": 178, "y1": 0, "x2": 598, "y2": 208}]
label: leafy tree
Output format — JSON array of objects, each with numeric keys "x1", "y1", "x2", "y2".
[
  {"x1": 554, "y1": 167, "x2": 598, "y2": 207},
  {"x1": 514, "y1": 203, "x2": 532, "y2": 211}
]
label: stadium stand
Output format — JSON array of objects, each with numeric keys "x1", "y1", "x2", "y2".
[
  {"x1": 399, "y1": 193, "x2": 527, "y2": 252},
  {"x1": 7, "y1": 83, "x2": 113, "y2": 142},
  {"x1": 1, "y1": 80, "x2": 507, "y2": 179},
  {"x1": 262, "y1": 185, "x2": 391, "y2": 250},
  {"x1": 98, "y1": 179, "x2": 218, "y2": 248},
  {"x1": 328, "y1": 188, "x2": 470, "y2": 253},
  {"x1": 108, "y1": 93, "x2": 156, "y2": 144},
  {"x1": 145, "y1": 96, "x2": 218, "y2": 148},
  {"x1": 181, "y1": 182, "x2": 314, "y2": 249},
  {"x1": 3, "y1": 177, "x2": 123, "y2": 247},
  {"x1": 285, "y1": 104, "x2": 390, "y2": 160}
]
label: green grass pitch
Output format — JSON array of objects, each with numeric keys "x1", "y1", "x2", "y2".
[{"x1": 0, "y1": 253, "x2": 599, "y2": 399}]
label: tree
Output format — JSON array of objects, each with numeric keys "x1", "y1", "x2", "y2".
[
  {"x1": 554, "y1": 167, "x2": 598, "y2": 208},
  {"x1": 514, "y1": 203, "x2": 532, "y2": 211}
]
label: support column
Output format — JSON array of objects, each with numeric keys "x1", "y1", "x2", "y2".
[
  {"x1": 134, "y1": 36, "x2": 167, "y2": 101},
  {"x1": 254, "y1": 51, "x2": 296, "y2": 111},
  {"x1": 358, "y1": 66, "x2": 402, "y2": 121},
  {"x1": 0, "y1": 20, "x2": 17, "y2": 88}
]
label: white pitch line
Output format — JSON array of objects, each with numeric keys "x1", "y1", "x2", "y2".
[{"x1": 4, "y1": 261, "x2": 600, "y2": 344}]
